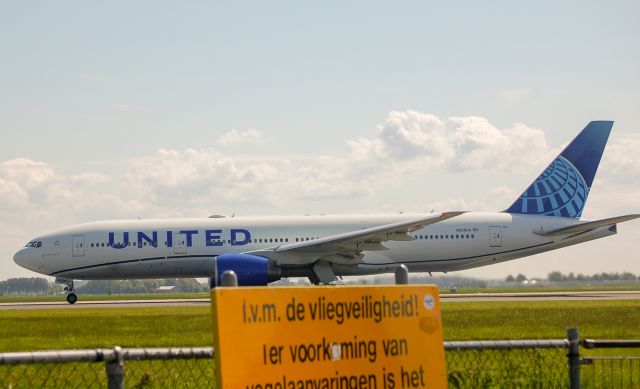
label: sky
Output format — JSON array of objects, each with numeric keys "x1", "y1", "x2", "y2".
[{"x1": 1, "y1": 1, "x2": 639, "y2": 281}]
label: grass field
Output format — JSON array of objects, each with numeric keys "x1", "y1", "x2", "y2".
[
  {"x1": 1, "y1": 300, "x2": 639, "y2": 388},
  {"x1": 0, "y1": 300, "x2": 638, "y2": 351}
]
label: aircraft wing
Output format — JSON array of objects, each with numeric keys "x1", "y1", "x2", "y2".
[
  {"x1": 539, "y1": 214, "x2": 640, "y2": 237},
  {"x1": 246, "y1": 212, "x2": 465, "y2": 262}
]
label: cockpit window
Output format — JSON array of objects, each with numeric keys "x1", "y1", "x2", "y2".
[{"x1": 25, "y1": 241, "x2": 42, "y2": 248}]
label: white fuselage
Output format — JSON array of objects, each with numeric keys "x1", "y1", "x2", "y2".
[{"x1": 13, "y1": 212, "x2": 615, "y2": 281}]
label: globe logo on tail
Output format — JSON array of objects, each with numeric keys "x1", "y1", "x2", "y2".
[{"x1": 510, "y1": 156, "x2": 589, "y2": 218}]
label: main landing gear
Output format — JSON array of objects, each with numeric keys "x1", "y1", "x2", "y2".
[{"x1": 55, "y1": 277, "x2": 78, "y2": 304}]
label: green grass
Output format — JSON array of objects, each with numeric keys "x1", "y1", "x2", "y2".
[
  {"x1": 440, "y1": 300, "x2": 640, "y2": 388},
  {"x1": 1, "y1": 300, "x2": 639, "y2": 388},
  {"x1": 441, "y1": 300, "x2": 640, "y2": 340},
  {"x1": 0, "y1": 307, "x2": 213, "y2": 351},
  {"x1": 0, "y1": 300, "x2": 638, "y2": 352}
]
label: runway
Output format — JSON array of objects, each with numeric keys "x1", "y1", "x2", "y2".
[
  {"x1": 440, "y1": 290, "x2": 640, "y2": 302},
  {"x1": 0, "y1": 298, "x2": 210, "y2": 310},
  {"x1": 1, "y1": 291, "x2": 639, "y2": 310}
]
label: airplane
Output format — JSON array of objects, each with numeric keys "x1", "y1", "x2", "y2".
[{"x1": 13, "y1": 121, "x2": 639, "y2": 304}]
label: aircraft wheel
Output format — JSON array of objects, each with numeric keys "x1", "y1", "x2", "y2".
[{"x1": 66, "y1": 293, "x2": 78, "y2": 304}]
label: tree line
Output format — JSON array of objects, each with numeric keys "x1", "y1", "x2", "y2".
[
  {"x1": 78, "y1": 278, "x2": 207, "y2": 294},
  {"x1": 506, "y1": 271, "x2": 639, "y2": 283},
  {"x1": 0, "y1": 278, "x2": 53, "y2": 295},
  {"x1": 0, "y1": 277, "x2": 208, "y2": 295}
]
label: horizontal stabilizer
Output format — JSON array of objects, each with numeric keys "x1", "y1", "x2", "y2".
[{"x1": 538, "y1": 214, "x2": 640, "y2": 237}]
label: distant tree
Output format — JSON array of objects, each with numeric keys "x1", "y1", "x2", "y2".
[
  {"x1": 505, "y1": 274, "x2": 515, "y2": 282},
  {"x1": 621, "y1": 272, "x2": 637, "y2": 281},
  {"x1": 0, "y1": 278, "x2": 50, "y2": 295},
  {"x1": 168, "y1": 279, "x2": 207, "y2": 293},
  {"x1": 515, "y1": 273, "x2": 527, "y2": 283},
  {"x1": 77, "y1": 278, "x2": 206, "y2": 294},
  {"x1": 548, "y1": 271, "x2": 563, "y2": 282}
]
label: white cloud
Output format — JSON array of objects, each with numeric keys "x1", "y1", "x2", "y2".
[
  {"x1": 0, "y1": 158, "x2": 55, "y2": 189},
  {"x1": 69, "y1": 172, "x2": 112, "y2": 185},
  {"x1": 0, "y1": 177, "x2": 29, "y2": 208},
  {"x1": 346, "y1": 110, "x2": 549, "y2": 174},
  {"x1": 600, "y1": 134, "x2": 640, "y2": 177},
  {"x1": 216, "y1": 128, "x2": 263, "y2": 146},
  {"x1": 1, "y1": 112, "x2": 636, "y2": 224}
]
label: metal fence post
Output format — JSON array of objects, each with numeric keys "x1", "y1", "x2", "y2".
[
  {"x1": 395, "y1": 264, "x2": 409, "y2": 285},
  {"x1": 568, "y1": 327, "x2": 581, "y2": 389},
  {"x1": 106, "y1": 346, "x2": 124, "y2": 389},
  {"x1": 221, "y1": 270, "x2": 238, "y2": 287}
]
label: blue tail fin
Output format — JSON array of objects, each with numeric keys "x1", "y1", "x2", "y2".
[{"x1": 506, "y1": 121, "x2": 613, "y2": 218}]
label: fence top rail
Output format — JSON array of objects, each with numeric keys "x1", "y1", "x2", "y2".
[
  {"x1": 444, "y1": 339, "x2": 569, "y2": 350},
  {"x1": 582, "y1": 339, "x2": 640, "y2": 349},
  {"x1": 3, "y1": 338, "x2": 640, "y2": 364},
  {"x1": 0, "y1": 347, "x2": 214, "y2": 365},
  {"x1": 582, "y1": 356, "x2": 640, "y2": 361}
]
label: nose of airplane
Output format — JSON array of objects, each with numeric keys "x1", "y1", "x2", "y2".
[
  {"x1": 13, "y1": 249, "x2": 26, "y2": 267},
  {"x1": 13, "y1": 248, "x2": 35, "y2": 271}
]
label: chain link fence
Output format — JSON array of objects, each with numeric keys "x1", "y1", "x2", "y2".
[
  {"x1": 1, "y1": 334, "x2": 639, "y2": 388},
  {"x1": 445, "y1": 340, "x2": 569, "y2": 388},
  {"x1": 0, "y1": 347, "x2": 214, "y2": 388},
  {"x1": 580, "y1": 339, "x2": 640, "y2": 389}
]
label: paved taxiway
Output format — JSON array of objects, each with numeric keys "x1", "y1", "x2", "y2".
[{"x1": 1, "y1": 291, "x2": 639, "y2": 310}]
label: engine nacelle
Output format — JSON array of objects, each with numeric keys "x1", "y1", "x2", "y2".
[{"x1": 209, "y1": 254, "x2": 281, "y2": 288}]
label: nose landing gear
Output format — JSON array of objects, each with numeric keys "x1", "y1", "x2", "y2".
[
  {"x1": 65, "y1": 288, "x2": 78, "y2": 304},
  {"x1": 55, "y1": 277, "x2": 78, "y2": 304}
]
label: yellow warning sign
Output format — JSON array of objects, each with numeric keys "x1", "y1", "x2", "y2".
[{"x1": 211, "y1": 285, "x2": 447, "y2": 389}]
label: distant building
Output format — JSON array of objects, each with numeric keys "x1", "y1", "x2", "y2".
[{"x1": 153, "y1": 285, "x2": 182, "y2": 293}]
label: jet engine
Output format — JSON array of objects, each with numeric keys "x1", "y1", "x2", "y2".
[{"x1": 209, "y1": 254, "x2": 281, "y2": 288}]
